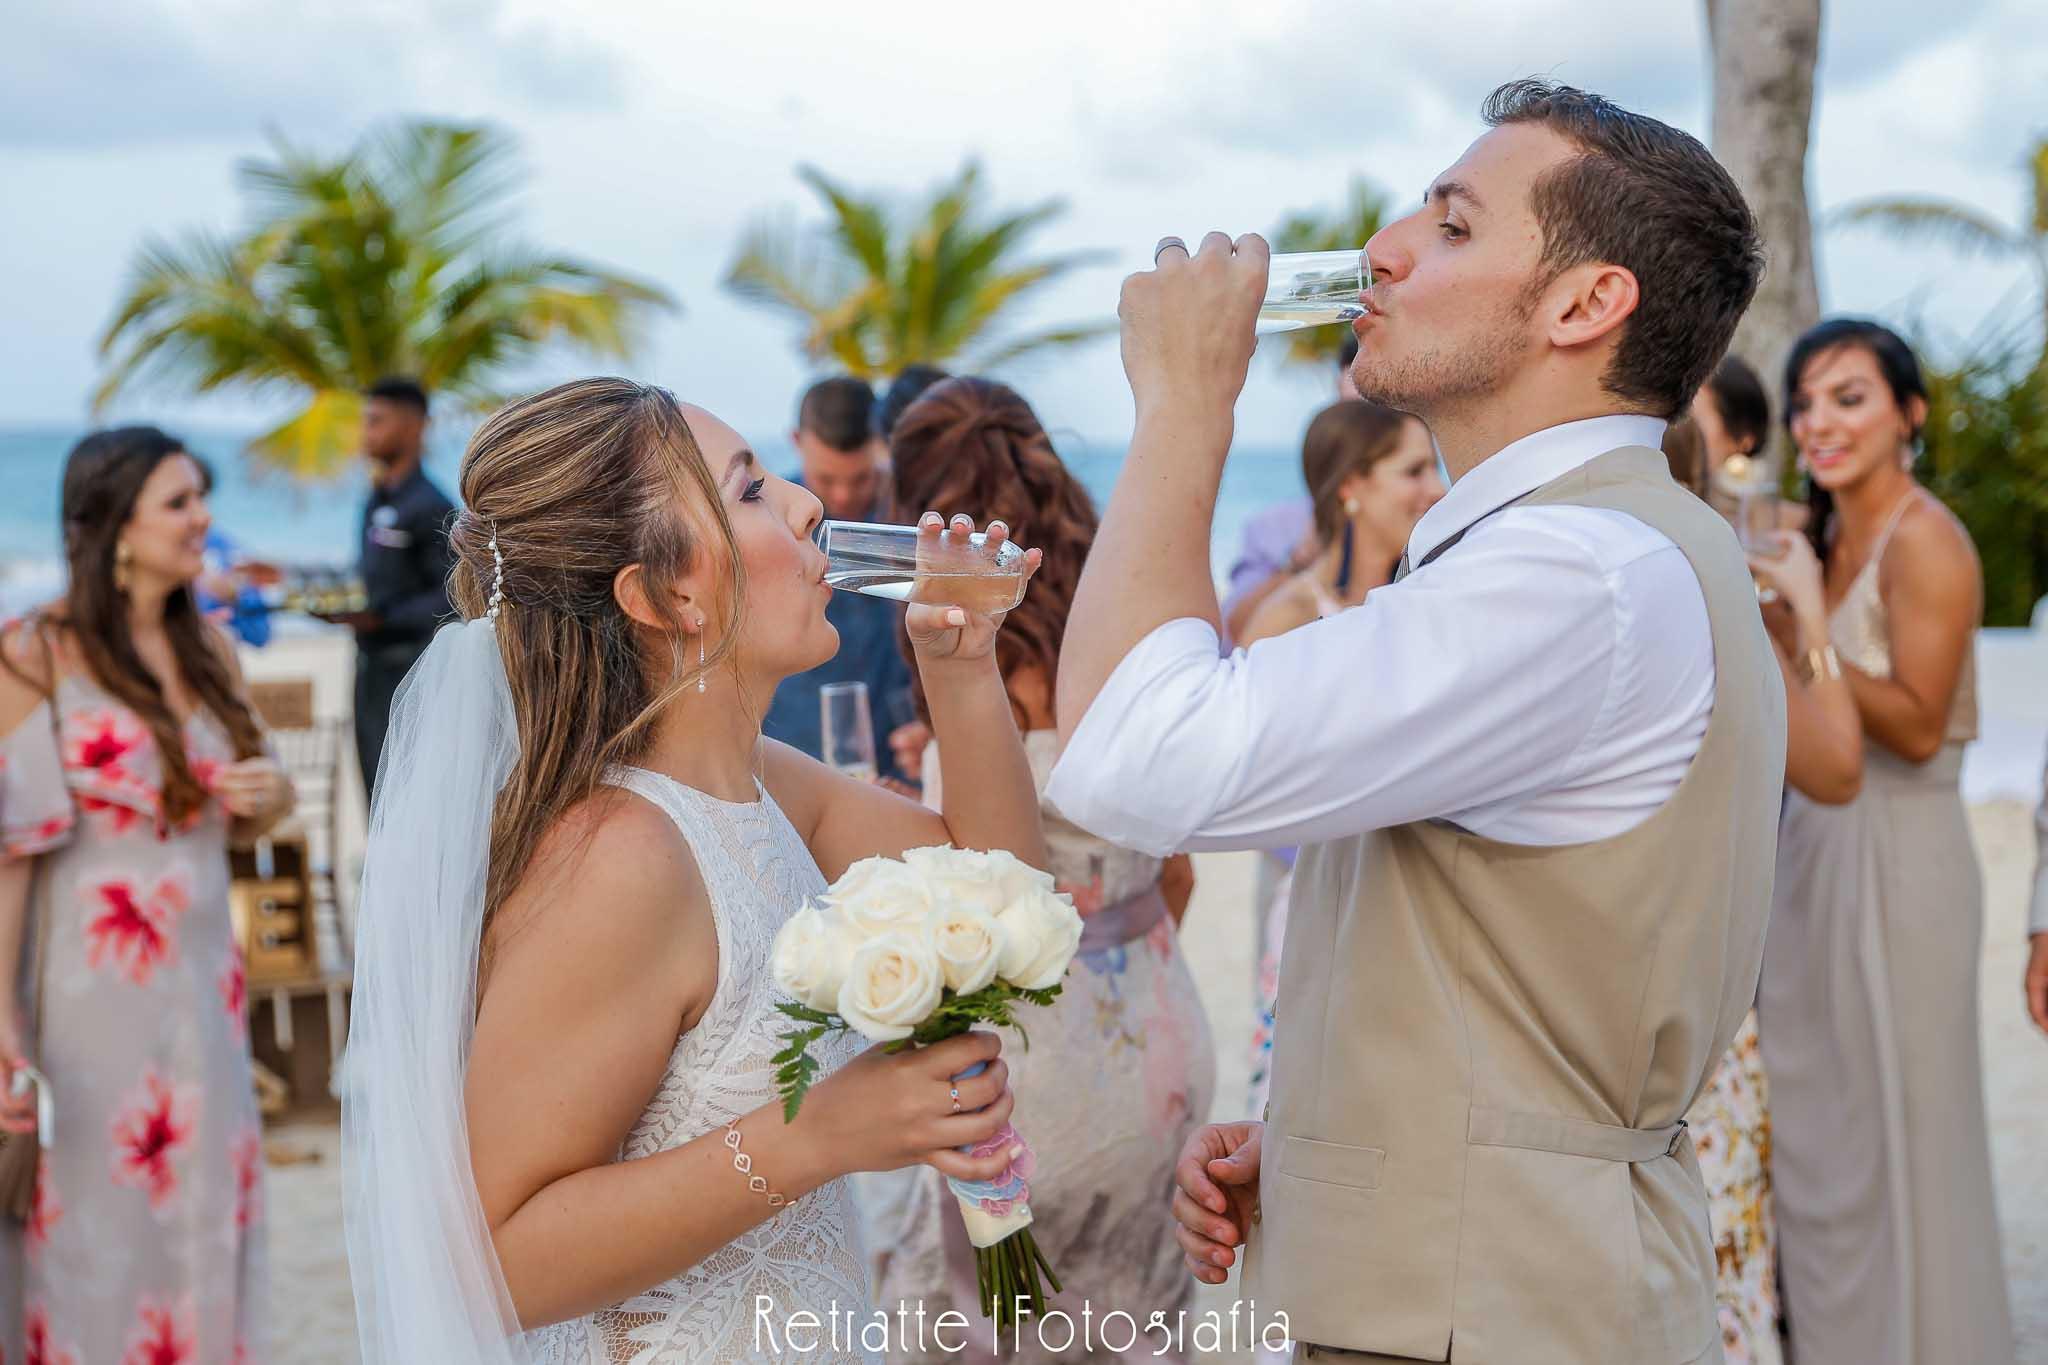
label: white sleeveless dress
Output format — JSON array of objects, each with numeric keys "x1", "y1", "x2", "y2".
[{"x1": 526, "y1": 768, "x2": 878, "y2": 1365}]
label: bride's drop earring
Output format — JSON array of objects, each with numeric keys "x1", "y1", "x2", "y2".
[{"x1": 697, "y1": 625, "x2": 707, "y2": 693}]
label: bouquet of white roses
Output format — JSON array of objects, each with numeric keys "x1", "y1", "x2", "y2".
[{"x1": 770, "y1": 845, "x2": 1083, "y2": 1329}]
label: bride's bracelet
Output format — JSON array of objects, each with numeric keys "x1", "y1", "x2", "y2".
[{"x1": 724, "y1": 1117, "x2": 794, "y2": 1209}]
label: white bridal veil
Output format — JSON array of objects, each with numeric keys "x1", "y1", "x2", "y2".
[{"x1": 340, "y1": 617, "x2": 537, "y2": 1363}]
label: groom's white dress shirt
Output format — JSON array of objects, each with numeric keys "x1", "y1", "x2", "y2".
[{"x1": 1046, "y1": 415, "x2": 1716, "y2": 855}]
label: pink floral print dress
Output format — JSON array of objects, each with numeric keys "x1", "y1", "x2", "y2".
[{"x1": 0, "y1": 665, "x2": 267, "y2": 1365}]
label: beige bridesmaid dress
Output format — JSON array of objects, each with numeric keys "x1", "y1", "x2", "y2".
[{"x1": 1757, "y1": 493, "x2": 2014, "y2": 1365}]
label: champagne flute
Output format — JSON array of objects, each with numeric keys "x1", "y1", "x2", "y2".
[
  {"x1": 1256, "y1": 249, "x2": 1368, "y2": 335},
  {"x1": 817, "y1": 520, "x2": 1029, "y2": 614},
  {"x1": 1714, "y1": 454, "x2": 1782, "y2": 602},
  {"x1": 820, "y1": 681, "x2": 879, "y2": 783}
]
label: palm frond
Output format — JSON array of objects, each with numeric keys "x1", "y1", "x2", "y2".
[
  {"x1": 1829, "y1": 198, "x2": 2022, "y2": 260},
  {"x1": 797, "y1": 165, "x2": 893, "y2": 279},
  {"x1": 96, "y1": 115, "x2": 673, "y2": 457},
  {"x1": 969, "y1": 320, "x2": 1117, "y2": 371},
  {"x1": 2026, "y1": 137, "x2": 2048, "y2": 239},
  {"x1": 245, "y1": 388, "x2": 366, "y2": 480}
]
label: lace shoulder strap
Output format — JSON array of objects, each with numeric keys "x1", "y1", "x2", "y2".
[{"x1": 600, "y1": 766, "x2": 737, "y2": 1002}]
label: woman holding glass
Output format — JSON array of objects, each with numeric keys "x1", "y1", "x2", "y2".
[
  {"x1": 0, "y1": 427, "x2": 294, "y2": 1365},
  {"x1": 1757, "y1": 319, "x2": 2014, "y2": 1365},
  {"x1": 867, "y1": 376, "x2": 1216, "y2": 1364}
]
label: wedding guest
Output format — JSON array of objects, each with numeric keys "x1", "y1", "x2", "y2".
[
  {"x1": 1216, "y1": 338, "x2": 1361, "y2": 647},
  {"x1": 762, "y1": 376, "x2": 917, "y2": 786},
  {"x1": 1238, "y1": 400, "x2": 1439, "y2": 1117},
  {"x1": 1661, "y1": 415, "x2": 1709, "y2": 497},
  {"x1": 319, "y1": 377, "x2": 456, "y2": 800},
  {"x1": 873, "y1": 366, "x2": 953, "y2": 783},
  {"x1": 2027, "y1": 743, "x2": 2048, "y2": 1034},
  {"x1": 1679, "y1": 527, "x2": 1864, "y2": 1365},
  {"x1": 872, "y1": 377, "x2": 1216, "y2": 1363},
  {"x1": 875, "y1": 363, "x2": 951, "y2": 447},
  {"x1": 1692, "y1": 354, "x2": 1770, "y2": 468},
  {"x1": 188, "y1": 456, "x2": 277, "y2": 648},
  {"x1": 345, "y1": 378, "x2": 1043, "y2": 1362},
  {"x1": 0, "y1": 426, "x2": 294, "y2": 1364},
  {"x1": 1219, "y1": 341, "x2": 1358, "y2": 1002},
  {"x1": 1758, "y1": 317, "x2": 2015, "y2": 1365}
]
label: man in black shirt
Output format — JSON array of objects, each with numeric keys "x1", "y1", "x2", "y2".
[{"x1": 325, "y1": 377, "x2": 455, "y2": 800}]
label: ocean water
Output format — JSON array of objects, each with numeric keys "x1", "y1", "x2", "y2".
[
  {"x1": 0, "y1": 423, "x2": 1306, "y2": 616},
  {"x1": 7, "y1": 423, "x2": 2036, "y2": 805}
]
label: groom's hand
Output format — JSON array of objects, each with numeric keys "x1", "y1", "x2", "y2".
[
  {"x1": 1171, "y1": 1120, "x2": 1263, "y2": 1285},
  {"x1": 1119, "y1": 232, "x2": 1268, "y2": 429}
]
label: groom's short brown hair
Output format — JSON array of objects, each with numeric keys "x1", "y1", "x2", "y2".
[{"x1": 1483, "y1": 79, "x2": 1763, "y2": 420}]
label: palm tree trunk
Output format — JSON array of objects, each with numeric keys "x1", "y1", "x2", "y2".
[{"x1": 1707, "y1": 0, "x2": 1823, "y2": 476}]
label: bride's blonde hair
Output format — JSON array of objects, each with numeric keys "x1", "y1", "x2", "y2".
[{"x1": 450, "y1": 378, "x2": 745, "y2": 930}]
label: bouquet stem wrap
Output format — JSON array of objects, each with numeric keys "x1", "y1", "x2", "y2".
[{"x1": 942, "y1": 1058, "x2": 1061, "y2": 1327}]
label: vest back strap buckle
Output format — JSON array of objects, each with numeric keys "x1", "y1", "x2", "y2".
[{"x1": 1468, "y1": 1105, "x2": 1689, "y2": 1163}]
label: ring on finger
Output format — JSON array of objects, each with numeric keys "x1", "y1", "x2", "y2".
[
  {"x1": 1153, "y1": 235, "x2": 1187, "y2": 264},
  {"x1": 949, "y1": 1084, "x2": 963, "y2": 1114}
]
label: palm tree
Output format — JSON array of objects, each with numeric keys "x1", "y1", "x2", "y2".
[
  {"x1": 1268, "y1": 178, "x2": 1390, "y2": 367},
  {"x1": 98, "y1": 121, "x2": 677, "y2": 478},
  {"x1": 723, "y1": 161, "x2": 1110, "y2": 379},
  {"x1": 1833, "y1": 137, "x2": 2048, "y2": 370}
]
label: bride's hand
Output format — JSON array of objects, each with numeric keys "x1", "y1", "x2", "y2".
[
  {"x1": 801, "y1": 1029, "x2": 1019, "y2": 1182},
  {"x1": 903, "y1": 514, "x2": 1043, "y2": 664}
]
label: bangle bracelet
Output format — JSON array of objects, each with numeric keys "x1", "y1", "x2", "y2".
[
  {"x1": 724, "y1": 1118, "x2": 792, "y2": 1208},
  {"x1": 1797, "y1": 643, "x2": 1841, "y2": 685}
]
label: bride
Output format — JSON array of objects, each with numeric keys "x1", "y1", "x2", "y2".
[{"x1": 341, "y1": 377, "x2": 1049, "y2": 1364}]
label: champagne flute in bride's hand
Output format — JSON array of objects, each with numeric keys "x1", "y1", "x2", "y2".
[
  {"x1": 817, "y1": 519, "x2": 1030, "y2": 614},
  {"x1": 1255, "y1": 249, "x2": 1369, "y2": 335}
]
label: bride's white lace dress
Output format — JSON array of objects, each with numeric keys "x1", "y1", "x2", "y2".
[{"x1": 526, "y1": 768, "x2": 877, "y2": 1365}]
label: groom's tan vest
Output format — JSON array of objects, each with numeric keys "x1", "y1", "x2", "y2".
[{"x1": 1243, "y1": 447, "x2": 1785, "y2": 1364}]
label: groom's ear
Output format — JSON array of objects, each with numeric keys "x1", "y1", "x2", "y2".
[{"x1": 1543, "y1": 260, "x2": 1640, "y2": 353}]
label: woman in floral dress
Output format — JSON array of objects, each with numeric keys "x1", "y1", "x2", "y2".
[
  {"x1": 0, "y1": 427, "x2": 293, "y2": 1365},
  {"x1": 870, "y1": 378, "x2": 1217, "y2": 1364}
]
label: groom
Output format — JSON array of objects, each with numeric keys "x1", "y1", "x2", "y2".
[{"x1": 1048, "y1": 81, "x2": 1779, "y2": 1364}]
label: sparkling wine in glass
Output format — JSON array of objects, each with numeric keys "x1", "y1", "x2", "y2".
[
  {"x1": 1256, "y1": 249, "x2": 1368, "y2": 335},
  {"x1": 817, "y1": 520, "x2": 1028, "y2": 614},
  {"x1": 820, "y1": 681, "x2": 879, "y2": 783}
]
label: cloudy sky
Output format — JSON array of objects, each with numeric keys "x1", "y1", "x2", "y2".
[{"x1": 2, "y1": 0, "x2": 2042, "y2": 454}]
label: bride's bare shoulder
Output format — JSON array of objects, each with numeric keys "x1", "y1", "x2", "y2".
[{"x1": 481, "y1": 787, "x2": 716, "y2": 1011}]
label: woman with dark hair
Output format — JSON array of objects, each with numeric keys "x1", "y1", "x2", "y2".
[
  {"x1": 1692, "y1": 354, "x2": 1771, "y2": 466},
  {"x1": 0, "y1": 427, "x2": 294, "y2": 1363},
  {"x1": 874, "y1": 377, "x2": 1216, "y2": 1363},
  {"x1": 1238, "y1": 401, "x2": 1440, "y2": 647},
  {"x1": 1758, "y1": 319, "x2": 2015, "y2": 1365},
  {"x1": 1236, "y1": 401, "x2": 1438, "y2": 1124}
]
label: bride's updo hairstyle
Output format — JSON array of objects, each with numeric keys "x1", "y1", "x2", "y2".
[{"x1": 447, "y1": 377, "x2": 746, "y2": 926}]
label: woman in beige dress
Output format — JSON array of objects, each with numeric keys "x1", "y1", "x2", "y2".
[
  {"x1": 0, "y1": 427, "x2": 295, "y2": 1365},
  {"x1": 1758, "y1": 318, "x2": 2015, "y2": 1365}
]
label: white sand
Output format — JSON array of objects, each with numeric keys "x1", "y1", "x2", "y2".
[{"x1": 247, "y1": 634, "x2": 2046, "y2": 1363}]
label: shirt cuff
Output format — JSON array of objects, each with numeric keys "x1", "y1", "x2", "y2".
[{"x1": 1044, "y1": 617, "x2": 1223, "y2": 857}]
